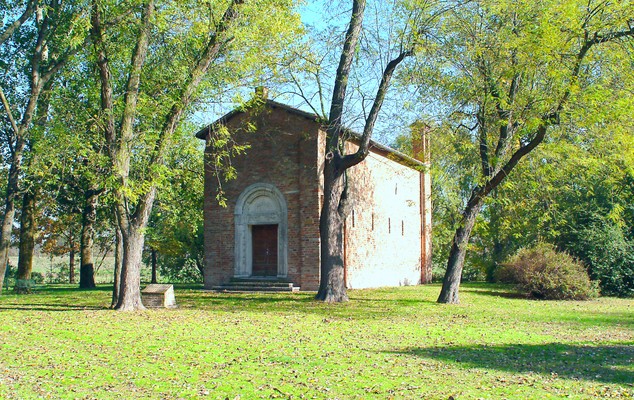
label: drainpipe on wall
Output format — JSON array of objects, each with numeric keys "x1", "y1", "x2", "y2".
[{"x1": 414, "y1": 125, "x2": 433, "y2": 284}]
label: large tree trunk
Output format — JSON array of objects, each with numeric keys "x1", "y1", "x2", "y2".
[
  {"x1": 90, "y1": 0, "x2": 245, "y2": 310},
  {"x1": 16, "y1": 190, "x2": 37, "y2": 285},
  {"x1": 111, "y1": 224, "x2": 123, "y2": 308},
  {"x1": 313, "y1": 0, "x2": 412, "y2": 302},
  {"x1": 114, "y1": 228, "x2": 146, "y2": 311},
  {"x1": 316, "y1": 162, "x2": 348, "y2": 302},
  {"x1": 79, "y1": 190, "x2": 99, "y2": 289},
  {"x1": 0, "y1": 145, "x2": 25, "y2": 294},
  {"x1": 437, "y1": 196, "x2": 484, "y2": 304}
]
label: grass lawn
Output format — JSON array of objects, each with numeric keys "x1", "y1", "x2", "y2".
[{"x1": 0, "y1": 283, "x2": 632, "y2": 399}]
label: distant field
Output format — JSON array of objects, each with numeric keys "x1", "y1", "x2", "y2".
[
  {"x1": 8, "y1": 256, "x2": 153, "y2": 284},
  {"x1": 0, "y1": 283, "x2": 632, "y2": 399}
]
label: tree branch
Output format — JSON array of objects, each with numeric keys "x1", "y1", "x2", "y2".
[
  {"x1": 0, "y1": 85, "x2": 19, "y2": 154},
  {"x1": 119, "y1": 0, "x2": 155, "y2": 151},
  {"x1": 341, "y1": 48, "x2": 413, "y2": 169},
  {"x1": 471, "y1": 23, "x2": 634, "y2": 206},
  {"x1": 326, "y1": 0, "x2": 366, "y2": 153},
  {"x1": 477, "y1": 106, "x2": 491, "y2": 177},
  {"x1": 133, "y1": 0, "x2": 244, "y2": 225},
  {"x1": 90, "y1": 0, "x2": 116, "y2": 157},
  {"x1": 0, "y1": 0, "x2": 37, "y2": 47}
]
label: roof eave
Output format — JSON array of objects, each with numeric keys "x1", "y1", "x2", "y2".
[{"x1": 195, "y1": 99, "x2": 425, "y2": 170}]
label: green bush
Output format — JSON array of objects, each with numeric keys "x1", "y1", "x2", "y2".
[
  {"x1": 560, "y1": 219, "x2": 634, "y2": 298},
  {"x1": 30, "y1": 271, "x2": 45, "y2": 284},
  {"x1": 497, "y1": 243, "x2": 598, "y2": 300},
  {"x1": 46, "y1": 262, "x2": 70, "y2": 284}
]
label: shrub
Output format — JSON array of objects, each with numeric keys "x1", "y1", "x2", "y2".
[
  {"x1": 30, "y1": 271, "x2": 45, "y2": 284},
  {"x1": 560, "y1": 219, "x2": 634, "y2": 298},
  {"x1": 46, "y1": 262, "x2": 70, "y2": 284},
  {"x1": 157, "y1": 256, "x2": 203, "y2": 284},
  {"x1": 498, "y1": 243, "x2": 598, "y2": 300}
]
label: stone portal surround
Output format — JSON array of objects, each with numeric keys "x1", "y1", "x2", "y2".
[{"x1": 234, "y1": 183, "x2": 288, "y2": 278}]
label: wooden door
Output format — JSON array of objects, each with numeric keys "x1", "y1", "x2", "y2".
[{"x1": 251, "y1": 224, "x2": 278, "y2": 277}]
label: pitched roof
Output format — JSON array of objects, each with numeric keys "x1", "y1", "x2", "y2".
[{"x1": 195, "y1": 99, "x2": 425, "y2": 169}]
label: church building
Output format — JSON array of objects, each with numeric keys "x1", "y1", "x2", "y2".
[{"x1": 196, "y1": 94, "x2": 432, "y2": 291}]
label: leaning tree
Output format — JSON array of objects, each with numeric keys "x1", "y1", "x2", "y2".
[{"x1": 406, "y1": 0, "x2": 634, "y2": 303}]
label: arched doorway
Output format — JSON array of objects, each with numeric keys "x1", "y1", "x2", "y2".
[{"x1": 234, "y1": 183, "x2": 288, "y2": 278}]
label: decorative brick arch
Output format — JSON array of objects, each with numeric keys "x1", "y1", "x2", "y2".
[{"x1": 234, "y1": 183, "x2": 288, "y2": 278}]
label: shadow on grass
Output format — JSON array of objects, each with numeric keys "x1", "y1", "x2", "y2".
[
  {"x1": 389, "y1": 343, "x2": 634, "y2": 385},
  {"x1": 0, "y1": 284, "x2": 114, "y2": 311},
  {"x1": 175, "y1": 290, "x2": 433, "y2": 319},
  {"x1": 0, "y1": 304, "x2": 108, "y2": 312},
  {"x1": 459, "y1": 283, "x2": 527, "y2": 299},
  {"x1": 34, "y1": 285, "x2": 114, "y2": 293},
  {"x1": 467, "y1": 289, "x2": 527, "y2": 299}
]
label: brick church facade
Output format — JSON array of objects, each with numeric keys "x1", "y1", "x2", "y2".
[{"x1": 196, "y1": 98, "x2": 432, "y2": 291}]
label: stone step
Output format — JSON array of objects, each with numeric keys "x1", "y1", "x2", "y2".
[
  {"x1": 229, "y1": 277, "x2": 292, "y2": 283},
  {"x1": 226, "y1": 281, "x2": 294, "y2": 288},
  {"x1": 212, "y1": 285, "x2": 300, "y2": 293}
]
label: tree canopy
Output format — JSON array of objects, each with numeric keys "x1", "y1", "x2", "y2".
[{"x1": 401, "y1": 0, "x2": 634, "y2": 303}]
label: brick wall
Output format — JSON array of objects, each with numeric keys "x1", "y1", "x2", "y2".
[
  {"x1": 202, "y1": 101, "x2": 430, "y2": 292},
  {"x1": 203, "y1": 105, "x2": 322, "y2": 290}
]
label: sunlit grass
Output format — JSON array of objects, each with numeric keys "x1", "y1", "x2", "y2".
[{"x1": 0, "y1": 283, "x2": 632, "y2": 399}]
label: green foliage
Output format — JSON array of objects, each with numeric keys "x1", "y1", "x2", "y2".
[
  {"x1": 0, "y1": 284, "x2": 632, "y2": 398},
  {"x1": 560, "y1": 216, "x2": 634, "y2": 298},
  {"x1": 45, "y1": 262, "x2": 70, "y2": 284},
  {"x1": 479, "y1": 126, "x2": 634, "y2": 294},
  {"x1": 90, "y1": 0, "x2": 303, "y2": 203},
  {"x1": 498, "y1": 243, "x2": 598, "y2": 300},
  {"x1": 400, "y1": 0, "x2": 634, "y2": 296},
  {"x1": 13, "y1": 279, "x2": 35, "y2": 294},
  {"x1": 30, "y1": 271, "x2": 44, "y2": 284},
  {"x1": 145, "y1": 124, "x2": 204, "y2": 284},
  {"x1": 156, "y1": 253, "x2": 202, "y2": 284},
  {"x1": 205, "y1": 123, "x2": 250, "y2": 207}
]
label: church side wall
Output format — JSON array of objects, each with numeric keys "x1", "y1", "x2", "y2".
[{"x1": 344, "y1": 143, "x2": 423, "y2": 289}]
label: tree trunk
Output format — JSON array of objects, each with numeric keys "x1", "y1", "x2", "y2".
[
  {"x1": 69, "y1": 245, "x2": 75, "y2": 284},
  {"x1": 316, "y1": 161, "x2": 349, "y2": 302},
  {"x1": 0, "y1": 142, "x2": 25, "y2": 294},
  {"x1": 437, "y1": 196, "x2": 484, "y2": 304},
  {"x1": 114, "y1": 228, "x2": 146, "y2": 311},
  {"x1": 16, "y1": 190, "x2": 37, "y2": 285},
  {"x1": 111, "y1": 224, "x2": 123, "y2": 308},
  {"x1": 79, "y1": 190, "x2": 99, "y2": 289},
  {"x1": 150, "y1": 247, "x2": 157, "y2": 284},
  {"x1": 487, "y1": 192, "x2": 504, "y2": 282}
]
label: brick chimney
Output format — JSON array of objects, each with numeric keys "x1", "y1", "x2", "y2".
[
  {"x1": 255, "y1": 86, "x2": 269, "y2": 100},
  {"x1": 412, "y1": 123, "x2": 430, "y2": 163},
  {"x1": 413, "y1": 123, "x2": 432, "y2": 284}
]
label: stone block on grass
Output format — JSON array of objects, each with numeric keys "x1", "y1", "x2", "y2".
[{"x1": 141, "y1": 284, "x2": 177, "y2": 308}]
